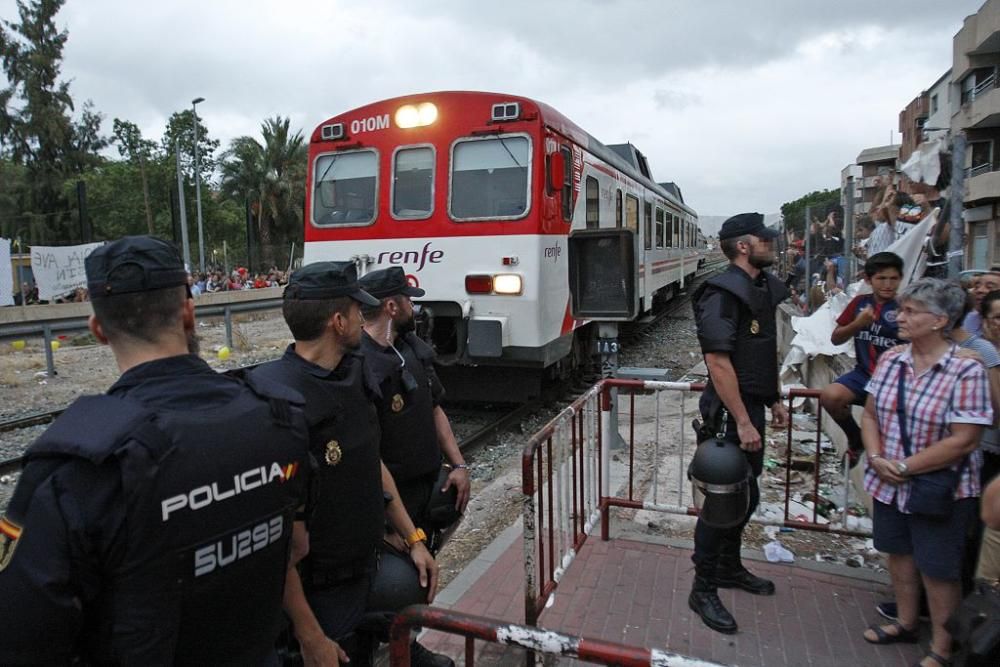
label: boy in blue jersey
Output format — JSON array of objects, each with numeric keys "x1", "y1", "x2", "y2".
[{"x1": 819, "y1": 252, "x2": 904, "y2": 466}]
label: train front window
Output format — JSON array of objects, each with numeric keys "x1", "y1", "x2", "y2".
[
  {"x1": 392, "y1": 146, "x2": 434, "y2": 219},
  {"x1": 450, "y1": 136, "x2": 530, "y2": 220},
  {"x1": 312, "y1": 150, "x2": 377, "y2": 226}
]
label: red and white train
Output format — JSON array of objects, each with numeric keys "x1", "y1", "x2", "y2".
[{"x1": 303, "y1": 91, "x2": 712, "y2": 397}]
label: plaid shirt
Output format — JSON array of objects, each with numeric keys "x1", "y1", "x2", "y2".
[{"x1": 864, "y1": 346, "x2": 992, "y2": 511}]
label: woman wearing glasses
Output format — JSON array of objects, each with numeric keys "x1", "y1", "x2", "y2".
[{"x1": 860, "y1": 278, "x2": 992, "y2": 667}]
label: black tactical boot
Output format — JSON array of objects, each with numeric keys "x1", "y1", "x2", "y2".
[
  {"x1": 410, "y1": 640, "x2": 455, "y2": 667},
  {"x1": 689, "y1": 576, "x2": 738, "y2": 634},
  {"x1": 715, "y1": 558, "x2": 775, "y2": 596}
]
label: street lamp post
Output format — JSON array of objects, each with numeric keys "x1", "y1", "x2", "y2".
[{"x1": 192, "y1": 96, "x2": 206, "y2": 273}]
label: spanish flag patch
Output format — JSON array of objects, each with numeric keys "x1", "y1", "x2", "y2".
[{"x1": 0, "y1": 515, "x2": 22, "y2": 572}]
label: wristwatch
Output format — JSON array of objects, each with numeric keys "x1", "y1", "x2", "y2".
[
  {"x1": 895, "y1": 461, "x2": 909, "y2": 477},
  {"x1": 405, "y1": 528, "x2": 427, "y2": 548}
]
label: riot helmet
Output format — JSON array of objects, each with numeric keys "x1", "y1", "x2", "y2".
[
  {"x1": 426, "y1": 466, "x2": 462, "y2": 531},
  {"x1": 688, "y1": 436, "x2": 751, "y2": 529},
  {"x1": 365, "y1": 547, "x2": 428, "y2": 617}
]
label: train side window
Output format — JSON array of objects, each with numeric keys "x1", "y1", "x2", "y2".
[
  {"x1": 625, "y1": 194, "x2": 639, "y2": 232},
  {"x1": 392, "y1": 146, "x2": 434, "y2": 219},
  {"x1": 643, "y1": 202, "x2": 652, "y2": 250},
  {"x1": 312, "y1": 150, "x2": 378, "y2": 227},
  {"x1": 672, "y1": 215, "x2": 680, "y2": 248},
  {"x1": 585, "y1": 176, "x2": 599, "y2": 229},
  {"x1": 561, "y1": 146, "x2": 572, "y2": 222},
  {"x1": 615, "y1": 190, "x2": 623, "y2": 228},
  {"x1": 655, "y1": 207, "x2": 665, "y2": 248},
  {"x1": 665, "y1": 212, "x2": 673, "y2": 247}
]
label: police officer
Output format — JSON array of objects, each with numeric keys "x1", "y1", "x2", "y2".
[
  {"x1": 359, "y1": 267, "x2": 471, "y2": 550},
  {"x1": 251, "y1": 262, "x2": 445, "y2": 667},
  {"x1": 0, "y1": 236, "x2": 311, "y2": 665},
  {"x1": 689, "y1": 213, "x2": 790, "y2": 634}
]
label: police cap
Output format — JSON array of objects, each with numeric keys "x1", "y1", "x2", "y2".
[
  {"x1": 285, "y1": 261, "x2": 380, "y2": 305},
  {"x1": 358, "y1": 267, "x2": 425, "y2": 300},
  {"x1": 718, "y1": 213, "x2": 779, "y2": 241},
  {"x1": 86, "y1": 235, "x2": 189, "y2": 298}
]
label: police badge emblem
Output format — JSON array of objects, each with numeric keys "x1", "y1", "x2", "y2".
[
  {"x1": 391, "y1": 394, "x2": 404, "y2": 413},
  {"x1": 0, "y1": 516, "x2": 22, "y2": 572},
  {"x1": 324, "y1": 440, "x2": 342, "y2": 466},
  {"x1": 750, "y1": 319, "x2": 760, "y2": 335}
]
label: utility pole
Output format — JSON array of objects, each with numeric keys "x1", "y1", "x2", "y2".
[
  {"x1": 192, "y1": 97, "x2": 206, "y2": 273},
  {"x1": 948, "y1": 134, "x2": 967, "y2": 278},
  {"x1": 175, "y1": 138, "x2": 192, "y2": 270}
]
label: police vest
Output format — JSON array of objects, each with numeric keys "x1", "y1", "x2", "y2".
[
  {"x1": 252, "y1": 354, "x2": 385, "y2": 572},
  {"x1": 364, "y1": 333, "x2": 441, "y2": 483},
  {"x1": 22, "y1": 375, "x2": 310, "y2": 666},
  {"x1": 693, "y1": 268, "x2": 788, "y2": 404}
]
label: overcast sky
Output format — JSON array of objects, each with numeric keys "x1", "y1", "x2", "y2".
[{"x1": 0, "y1": 0, "x2": 986, "y2": 217}]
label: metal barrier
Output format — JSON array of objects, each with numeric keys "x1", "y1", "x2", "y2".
[
  {"x1": 523, "y1": 377, "x2": 870, "y2": 626},
  {"x1": 0, "y1": 296, "x2": 282, "y2": 376},
  {"x1": 389, "y1": 605, "x2": 731, "y2": 667}
]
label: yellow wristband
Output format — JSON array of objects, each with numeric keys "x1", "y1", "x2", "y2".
[{"x1": 405, "y1": 528, "x2": 427, "y2": 548}]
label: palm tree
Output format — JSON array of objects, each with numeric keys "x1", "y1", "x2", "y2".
[{"x1": 219, "y1": 116, "x2": 306, "y2": 268}]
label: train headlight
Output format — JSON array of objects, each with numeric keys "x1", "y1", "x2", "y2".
[
  {"x1": 395, "y1": 102, "x2": 438, "y2": 129},
  {"x1": 492, "y1": 274, "x2": 523, "y2": 295}
]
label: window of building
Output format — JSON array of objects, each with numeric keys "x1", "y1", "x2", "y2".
[
  {"x1": 930, "y1": 94, "x2": 938, "y2": 115},
  {"x1": 450, "y1": 136, "x2": 530, "y2": 220},
  {"x1": 312, "y1": 150, "x2": 378, "y2": 226},
  {"x1": 586, "y1": 176, "x2": 599, "y2": 229},
  {"x1": 392, "y1": 146, "x2": 434, "y2": 219}
]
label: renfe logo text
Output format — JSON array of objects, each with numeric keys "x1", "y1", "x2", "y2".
[{"x1": 377, "y1": 242, "x2": 444, "y2": 272}]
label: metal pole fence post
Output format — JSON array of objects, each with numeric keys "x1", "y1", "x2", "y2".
[
  {"x1": 43, "y1": 325, "x2": 56, "y2": 377},
  {"x1": 224, "y1": 305, "x2": 233, "y2": 350},
  {"x1": 948, "y1": 134, "x2": 967, "y2": 278}
]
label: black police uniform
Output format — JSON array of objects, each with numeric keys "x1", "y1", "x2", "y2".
[
  {"x1": 0, "y1": 237, "x2": 311, "y2": 666},
  {"x1": 361, "y1": 331, "x2": 446, "y2": 528},
  {"x1": 249, "y1": 261, "x2": 385, "y2": 655},
  {"x1": 691, "y1": 215, "x2": 788, "y2": 594},
  {"x1": 252, "y1": 347, "x2": 385, "y2": 642}
]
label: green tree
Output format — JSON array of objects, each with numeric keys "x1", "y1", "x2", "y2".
[
  {"x1": 219, "y1": 116, "x2": 306, "y2": 269},
  {"x1": 779, "y1": 189, "x2": 840, "y2": 239},
  {"x1": 162, "y1": 109, "x2": 218, "y2": 183},
  {"x1": 113, "y1": 118, "x2": 159, "y2": 234},
  {"x1": 0, "y1": 0, "x2": 108, "y2": 244}
]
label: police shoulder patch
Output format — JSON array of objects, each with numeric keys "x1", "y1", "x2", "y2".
[{"x1": 0, "y1": 515, "x2": 23, "y2": 571}]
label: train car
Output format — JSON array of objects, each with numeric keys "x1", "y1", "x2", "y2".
[{"x1": 303, "y1": 91, "x2": 709, "y2": 398}]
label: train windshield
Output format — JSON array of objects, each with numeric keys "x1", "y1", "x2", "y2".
[
  {"x1": 392, "y1": 146, "x2": 434, "y2": 218},
  {"x1": 450, "y1": 136, "x2": 529, "y2": 220},
  {"x1": 312, "y1": 150, "x2": 377, "y2": 226}
]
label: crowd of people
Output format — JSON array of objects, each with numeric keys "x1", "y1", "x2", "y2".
[
  {"x1": 693, "y1": 214, "x2": 998, "y2": 666},
  {"x1": 782, "y1": 173, "x2": 951, "y2": 314},
  {"x1": 820, "y1": 261, "x2": 1000, "y2": 667},
  {"x1": 189, "y1": 266, "x2": 289, "y2": 295}
]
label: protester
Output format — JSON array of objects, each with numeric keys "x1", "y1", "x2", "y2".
[
  {"x1": 820, "y1": 252, "x2": 904, "y2": 467},
  {"x1": 860, "y1": 278, "x2": 992, "y2": 667}
]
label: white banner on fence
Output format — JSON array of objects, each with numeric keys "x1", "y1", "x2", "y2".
[
  {"x1": 31, "y1": 242, "x2": 104, "y2": 301},
  {"x1": 0, "y1": 238, "x2": 13, "y2": 307}
]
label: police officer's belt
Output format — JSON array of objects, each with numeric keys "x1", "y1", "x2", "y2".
[{"x1": 304, "y1": 554, "x2": 376, "y2": 589}]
